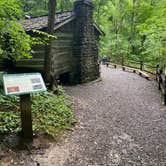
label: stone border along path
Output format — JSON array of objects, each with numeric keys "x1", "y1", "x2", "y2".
[{"x1": 34, "y1": 65, "x2": 166, "y2": 166}]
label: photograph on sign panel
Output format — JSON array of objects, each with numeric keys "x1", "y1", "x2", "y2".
[
  {"x1": 31, "y1": 78, "x2": 41, "y2": 84},
  {"x1": 7, "y1": 86, "x2": 20, "y2": 93},
  {"x1": 33, "y1": 84, "x2": 43, "y2": 90}
]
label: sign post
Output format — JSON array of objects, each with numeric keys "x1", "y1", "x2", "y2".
[
  {"x1": 3, "y1": 73, "x2": 46, "y2": 141},
  {"x1": 20, "y1": 94, "x2": 33, "y2": 140}
]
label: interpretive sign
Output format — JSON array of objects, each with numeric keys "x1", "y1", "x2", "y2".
[
  {"x1": 3, "y1": 73, "x2": 47, "y2": 141},
  {"x1": 3, "y1": 73, "x2": 46, "y2": 96}
]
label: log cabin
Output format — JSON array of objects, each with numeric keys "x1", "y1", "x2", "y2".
[{"x1": 2, "y1": 0, "x2": 104, "y2": 84}]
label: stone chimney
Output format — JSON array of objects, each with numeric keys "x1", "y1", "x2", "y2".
[{"x1": 73, "y1": 0, "x2": 100, "y2": 84}]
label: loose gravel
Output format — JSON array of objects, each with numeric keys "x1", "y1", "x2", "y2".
[{"x1": 34, "y1": 65, "x2": 166, "y2": 166}]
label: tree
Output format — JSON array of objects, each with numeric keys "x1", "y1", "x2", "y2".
[
  {"x1": 138, "y1": 0, "x2": 166, "y2": 67},
  {"x1": 93, "y1": 0, "x2": 165, "y2": 67},
  {"x1": 3, "y1": 0, "x2": 165, "y2": 68},
  {"x1": 44, "y1": 0, "x2": 56, "y2": 84},
  {"x1": 21, "y1": 0, "x2": 74, "y2": 16}
]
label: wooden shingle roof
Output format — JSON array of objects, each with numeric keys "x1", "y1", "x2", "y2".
[
  {"x1": 20, "y1": 11, "x2": 104, "y2": 35},
  {"x1": 20, "y1": 11, "x2": 75, "y2": 31}
]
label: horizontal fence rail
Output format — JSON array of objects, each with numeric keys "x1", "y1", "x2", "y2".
[{"x1": 105, "y1": 59, "x2": 166, "y2": 105}]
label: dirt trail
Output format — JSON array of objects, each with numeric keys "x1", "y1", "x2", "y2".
[
  {"x1": 2, "y1": 65, "x2": 165, "y2": 166},
  {"x1": 32, "y1": 65, "x2": 166, "y2": 166}
]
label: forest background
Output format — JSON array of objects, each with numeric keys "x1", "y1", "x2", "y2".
[{"x1": 0, "y1": 0, "x2": 166, "y2": 68}]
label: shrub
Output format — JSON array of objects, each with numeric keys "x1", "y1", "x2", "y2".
[{"x1": 0, "y1": 87, "x2": 76, "y2": 138}]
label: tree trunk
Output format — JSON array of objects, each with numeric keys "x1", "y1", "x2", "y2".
[
  {"x1": 44, "y1": 0, "x2": 56, "y2": 84},
  {"x1": 129, "y1": 0, "x2": 136, "y2": 54}
]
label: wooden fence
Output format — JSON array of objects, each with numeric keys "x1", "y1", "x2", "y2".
[
  {"x1": 108, "y1": 59, "x2": 156, "y2": 75},
  {"x1": 106, "y1": 60, "x2": 166, "y2": 105},
  {"x1": 156, "y1": 65, "x2": 166, "y2": 105}
]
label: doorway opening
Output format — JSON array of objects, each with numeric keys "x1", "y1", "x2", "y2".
[{"x1": 59, "y1": 72, "x2": 70, "y2": 85}]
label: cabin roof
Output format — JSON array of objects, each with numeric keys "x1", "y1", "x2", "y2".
[{"x1": 19, "y1": 11, "x2": 104, "y2": 35}]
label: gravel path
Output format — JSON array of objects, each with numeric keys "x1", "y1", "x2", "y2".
[{"x1": 35, "y1": 65, "x2": 166, "y2": 166}]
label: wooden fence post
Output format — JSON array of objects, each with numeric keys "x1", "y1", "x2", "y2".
[
  {"x1": 158, "y1": 69, "x2": 163, "y2": 90},
  {"x1": 156, "y1": 64, "x2": 159, "y2": 81},
  {"x1": 121, "y1": 56, "x2": 124, "y2": 66},
  {"x1": 164, "y1": 75, "x2": 166, "y2": 105},
  {"x1": 140, "y1": 61, "x2": 143, "y2": 71}
]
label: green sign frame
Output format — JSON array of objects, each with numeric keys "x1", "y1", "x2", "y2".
[{"x1": 3, "y1": 73, "x2": 47, "y2": 96}]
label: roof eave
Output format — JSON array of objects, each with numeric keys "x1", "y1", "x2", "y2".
[
  {"x1": 53, "y1": 18, "x2": 105, "y2": 36},
  {"x1": 54, "y1": 16, "x2": 76, "y2": 31},
  {"x1": 23, "y1": 15, "x2": 105, "y2": 36},
  {"x1": 93, "y1": 23, "x2": 105, "y2": 36}
]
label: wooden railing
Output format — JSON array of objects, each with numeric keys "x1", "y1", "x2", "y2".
[
  {"x1": 106, "y1": 60, "x2": 166, "y2": 105},
  {"x1": 108, "y1": 59, "x2": 157, "y2": 75},
  {"x1": 156, "y1": 65, "x2": 166, "y2": 105}
]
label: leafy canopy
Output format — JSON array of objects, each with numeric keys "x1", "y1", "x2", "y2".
[
  {"x1": 1, "y1": 0, "x2": 165, "y2": 66},
  {"x1": 0, "y1": 0, "x2": 31, "y2": 60}
]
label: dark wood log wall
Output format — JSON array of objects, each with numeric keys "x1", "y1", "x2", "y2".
[
  {"x1": 12, "y1": 21, "x2": 75, "y2": 84},
  {"x1": 16, "y1": 44, "x2": 45, "y2": 71},
  {"x1": 0, "y1": 0, "x2": 101, "y2": 85},
  {"x1": 50, "y1": 21, "x2": 75, "y2": 79}
]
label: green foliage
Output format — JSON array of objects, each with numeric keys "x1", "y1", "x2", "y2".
[
  {"x1": 93, "y1": 0, "x2": 166, "y2": 68},
  {"x1": 0, "y1": 0, "x2": 57, "y2": 61},
  {"x1": 0, "y1": 87, "x2": 76, "y2": 138},
  {"x1": 31, "y1": 30, "x2": 57, "y2": 46},
  {"x1": 22, "y1": 0, "x2": 74, "y2": 16},
  {"x1": 137, "y1": 0, "x2": 166, "y2": 67},
  {"x1": 1, "y1": 0, "x2": 165, "y2": 67},
  {"x1": 0, "y1": 0, "x2": 31, "y2": 60},
  {"x1": 56, "y1": 0, "x2": 74, "y2": 12}
]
